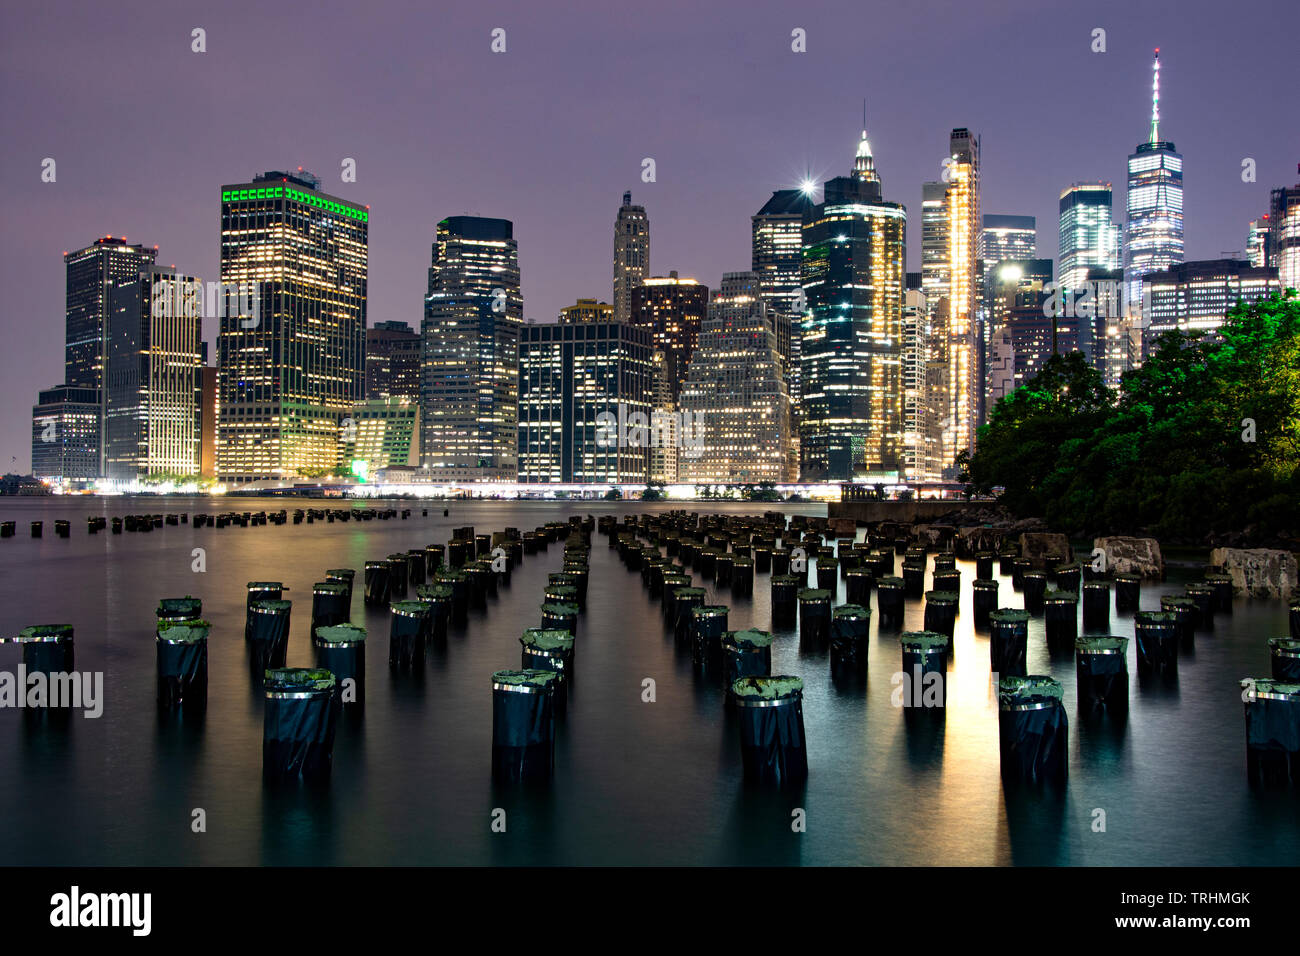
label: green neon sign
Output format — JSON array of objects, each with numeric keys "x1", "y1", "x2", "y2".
[{"x1": 223, "y1": 185, "x2": 368, "y2": 222}]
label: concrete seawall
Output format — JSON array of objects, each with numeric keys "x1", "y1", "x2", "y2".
[{"x1": 826, "y1": 500, "x2": 984, "y2": 524}]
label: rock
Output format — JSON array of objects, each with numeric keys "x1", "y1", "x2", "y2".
[
  {"x1": 1019, "y1": 533, "x2": 1072, "y2": 570},
  {"x1": 956, "y1": 526, "x2": 1008, "y2": 558},
  {"x1": 1208, "y1": 548, "x2": 1298, "y2": 599},
  {"x1": 1094, "y1": 536, "x2": 1165, "y2": 580},
  {"x1": 912, "y1": 524, "x2": 955, "y2": 550}
]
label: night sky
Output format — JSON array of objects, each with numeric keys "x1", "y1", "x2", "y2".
[{"x1": 1, "y1": 0, "x2": 1295, "y2": 471}]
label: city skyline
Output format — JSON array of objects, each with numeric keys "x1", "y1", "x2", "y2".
[{"x1": 2, "y1": 1, "x2": 1297, "y2": 472}]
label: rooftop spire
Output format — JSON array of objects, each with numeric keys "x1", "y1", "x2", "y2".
[
  {"x1": 1149, "y1": 48, "x2": 1161, "y2": 144},
  {"x1": 853, "y1": 101, "x2": 879, "y2": 185}
]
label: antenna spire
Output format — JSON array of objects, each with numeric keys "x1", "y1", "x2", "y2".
[{"x1": 1149, "y1": 48, "x2": 1161, "y2": 143}]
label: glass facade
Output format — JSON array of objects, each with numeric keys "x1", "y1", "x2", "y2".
[
  {"x1": 678, "y1": 272, "x2": 794, "y2": 483},
  {"x1": 420, "y1": 216, "x2": 521, "y2": 480},
  {"x1": 1124, "y1": 52, "x2": 1183, "y2": 310},
  {"x1": 105, "y1": 267, "x2": 203, "y2": 479},
  {"x1": 1144, "y1": 260, "x2": 1280, "y2": 349},
  {"x1": 752, "y1": 189, "x2": 812, "y2": 409},
  {"x1": 517, "y1": 321, "x2": 653, "y2": 483},
  {"x1": 365, "y1": 321, "x2": 420, "y2": 401},
  {"x1": 799, "y1": 131, "x2": 906, "y2": 481},
  {"x1": 217, "y1": 171, "x2": 368, "y2": 482},
  {"x1": 31, "y1": 386, "x2": 101, "y2": 481},
  {"x1": 628, "y1": 274, "x2": 708, "y2": 405},
  {"x1": 1059, "y1": 184, "x2": 1121, "y2": 290}
]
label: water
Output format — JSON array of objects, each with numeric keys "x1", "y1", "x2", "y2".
[{"x1": 0, "y1": 496, "x2": 1296, "y2": 865}]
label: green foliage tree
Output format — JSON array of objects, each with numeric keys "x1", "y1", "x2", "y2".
[{"x1": 968, "y1": 292, "x2": 1300, "y2": 541}]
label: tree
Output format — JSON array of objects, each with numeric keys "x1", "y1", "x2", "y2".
[{"x1": 967, "y1": 292, "x2": 1299, "y2": 541}]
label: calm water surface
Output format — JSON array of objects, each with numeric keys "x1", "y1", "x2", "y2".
[{"x1": 0, "y1": 497, "x2": 1296, "y2": 865}]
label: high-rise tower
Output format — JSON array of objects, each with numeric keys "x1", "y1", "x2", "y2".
[
  {"x1": 613, "y1": 191, "x2": 649, "y2": 324},
  {"x1": 420, "y1": 216, "x2": 522, "y2": 481},
  {"x1": 752, "y1": 188, "x2": 813, "y2": 407},
  {"x1": 1059, "y1": 184, "x2": 1121, "y2": 290},
  {"x1": 1124, "y1": 49, "x2": 1184, "y2": 314},
  {"x1": 216, "y1": 170, "x2": 368, "y2": 482},
  {"x1": 799, "y1": 127, "x2": 907, "y2": 481},
  {"x1": 945, "y1": 128, "x2": 981, "y2": 471}
]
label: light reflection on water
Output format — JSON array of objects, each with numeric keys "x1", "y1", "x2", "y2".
[{"x1": 0, "y1": 496, "x2": 1296, "y2": 865}]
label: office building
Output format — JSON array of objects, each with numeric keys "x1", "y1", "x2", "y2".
[
  {"x1": 1268, "y1": 180, "x2": 1300, "y2": 291},
  {"x1": 104, "y1": 266, "x2": 203, "y2": 480},
  {"x1": 341, "y1": 398, "x2": 420, "y2": 477},
  {"x1": 559, "y1": 298, "x2": 615, "y2": 325},
  {"x1": 678, "y1": 272, "x2": 795, "y2": 484},
  {"x1": 421, "y1": 215, "x2": 521, "y2": 481},
  {"x1": 628, "y1": 272, "x2": 708, "y2": 404},
  {"x1": 365, "y1": 321, "x2": 420, "y2": 401},
  {"x1": 216, "y1": 169, "x2": 368, "y2": 482},
  {"x1": 1124, "y1": 50, "x2": 1184, "y2": 310},
  {"x1": 753, "y1": 188, "x2": 814, "y2": 405},
  {"x1": 799, "y1": 128, "x2": 907, "y2": 481},
  {"x1": 1144, "y1": 259, "x2": 1280, "y2": 347},
  {"x1": 63, "y1": 236, "x2": 159, "y2": 475},
  {"x1": 31, "y1": 386, "x2": 100, "y2": 482},
  {"x1": 613, "y1": 192, "x2": 650, "y2": 324},
  {"x1": 1059, "y1": 184, "x2": 1121, "y2": 290},
  {"x1": 517, "y1": 320, "x2": 654, "y2": 483}
]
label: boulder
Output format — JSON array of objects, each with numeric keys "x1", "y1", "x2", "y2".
[
  {"x1": 1019, "y1": 533, "x2": 1072, "y2": 570},
  {"x1": 1208, "y1": 548, "x2": 1297, "y2": 599},
  {"x1": 1094, "y1": 536, "x2": 1164, "y2": 580},
  {"x1": 956, "y1": 525, "x2": 1008, "y2": 558}
]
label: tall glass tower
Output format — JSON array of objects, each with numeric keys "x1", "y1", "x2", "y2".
[
  {"x1": 613, "y1": 192, "x2": 649, "y2": 324},
  {"x1": 752, "y1": 189, "x2": 812, "y2": 408},
  {"x1": 217, "y1": 170, "x2": 368, "y2": 483},
  {"x1": 945, "y1": 128, "x2": 980, "y2": 471},
  {"x1": 799, "y1": 129, "x2": 907, "y2": 481},
  {"x1": 421, "y1": 216, "x2": 522, "y2": 481},
  {"x1": 1059, "y1": 183, "x2": 1121, "y2": 290},
  {"x1": 1124, "y1": 49, "x2": 1184, "y2": 313}
]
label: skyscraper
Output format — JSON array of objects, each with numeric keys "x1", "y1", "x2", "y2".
[
  {"x1": 1268, "y1": 179, "x2": 1300, "y2": 291},
  {"x1": 920, "y1": 182, "x2": 951, "y2": 313},
  {"x1": 1246, "y1": 216, "x2": 1271, "y2": 269},
  {"x1": 217, "y1": 170, "x2": 368, "y2": 482},
  {"x1": 1058, "y1": 184, "x2": 1121, "y2": 290},
  {"x1": 799, "y1": 129, "x2": 907, "y2": 481},
  {"x1": 31, "y1": 386, "x2": 100, "y2": 482},
  {"x1": 678, "y1": 272, "x2": 795, "y2": 484},
  {"x1": 63, "y1": 236, "x2": 158, "y2": 475},
  {"x1": 628, "y1": 272, "x2": 708, "y2": 404},
  {"x1": 945, "y1": 128, "x2": 981, "y2": 471},
  {"x1": 517, "y1": 320, "x2": 653, "y2": 484},
  {"x1": 365, "y1": 321, "x2": 421, "y2": 401},
  {"x1": 900, "y1": 283, "x2": 931, "y2": 482},
  {"x1": 979, "y1": 215, "x2": 1036, "y2": 275},
  {"x1": 1124, "y1": 50, "x2": 1184, "y2": 312},
  {"x1": 559, "y1": 298, "x2": 615, "y2": 324},
  {"x1": 613, "y1": 191, "x2": 649, "y2": 325},
  {"x1": 752, "y1": 189, "x2": 813, "y2": 406},
  {"x1": 420, "y1": 215, "x2": 522, "y2": 481},
  {"x1": 105, "y1": 266, "x2": 203, "y2": 480},
  {"x1": 1144, "y1": 259, "x2": 1280, "y2": 346}
]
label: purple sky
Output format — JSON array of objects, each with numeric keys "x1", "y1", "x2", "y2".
[{"x1": 1, "y1": 0, "x2": 1296, "y2": 472}]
